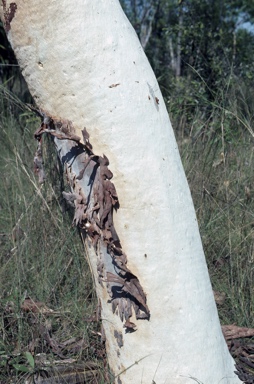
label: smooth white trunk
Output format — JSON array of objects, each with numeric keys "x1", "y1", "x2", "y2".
[{"x1": 0, "y1": 1, "x2": 240, "y2": 383}]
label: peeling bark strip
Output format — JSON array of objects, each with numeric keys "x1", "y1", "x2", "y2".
[
  {"x1": 1, "y1": 0, "x2": 17, "y2": 32},
  {"x1": 34, "y1": 112, "x2": 150, "y2": 328},
  {"x1": 33, "y1": 137, "x2": 46, "y2": 184}
]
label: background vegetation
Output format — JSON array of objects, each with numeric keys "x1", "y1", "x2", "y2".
[
  {"x1": 0, "y1": 88, "x2": 107, "y2": 383},
  {"x1": 120, "y1": 0, "x2": 254, "y2": 327},
  {"x1": 1, "y1": 0, "x2": 254, "y2": 382}
]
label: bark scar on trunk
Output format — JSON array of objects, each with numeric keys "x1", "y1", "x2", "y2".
[
  {"x1": 33, "y1": 111, "x2": 150, "y2": 329},
  {"x1": 114, "y1": 330, "x2": 123, "y2": 348}
]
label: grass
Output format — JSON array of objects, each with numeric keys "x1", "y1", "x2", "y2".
[
  {"x1": 170, "y1": 76, "x2": 254, "y2": 328},
  {"x1": 1, "y1": 70, "x2": 254, "y2": 382},
  {"x1": 0, "y1": 86, "x2": 106, "y2": 383}
]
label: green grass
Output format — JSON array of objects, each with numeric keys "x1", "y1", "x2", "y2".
[
  {"x1": 171, "y1": 77, "x2": 254, "y2": 328},
  {"x1": 0, "y1": 86, "x2": 106, "y2": 383},
  {"x1": 1, "y1": 72, "x2": 254, "y2": 382}
]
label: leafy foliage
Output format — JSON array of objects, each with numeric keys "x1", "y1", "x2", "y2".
[{"x1": 120, "y1": 0, "x2": 254, "y2": 108}]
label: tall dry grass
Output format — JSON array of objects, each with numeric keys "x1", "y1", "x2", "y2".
[
  {"x1": 0, "y1": 86, "x2": 106, "y2": 383},
  {"x1": 170, "y1": 77, "x2": 254, "y2": 327}
]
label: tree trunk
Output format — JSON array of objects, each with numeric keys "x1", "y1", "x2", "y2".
[
  {"x1": 139, "y1": 4, "x2": 157, "y2": 50},
  {"x1": 0, "y1": 1, "x2": 241, "y2": 383}
]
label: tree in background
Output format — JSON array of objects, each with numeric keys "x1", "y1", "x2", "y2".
[{"x1": 120, "y1": 0, "x2": 254, "y2": 115}]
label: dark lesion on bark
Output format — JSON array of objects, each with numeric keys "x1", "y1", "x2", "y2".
[
  {"x1": 33, "y1": 111, "x2": 150, "y2": 330},
  {"x1": 114, "y1": 330, "x2": 123, "y2": 348}
]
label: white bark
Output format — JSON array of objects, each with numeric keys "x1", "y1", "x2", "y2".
[{"x1": 0, "y1": 1, "x2": 241, "y2": 383}]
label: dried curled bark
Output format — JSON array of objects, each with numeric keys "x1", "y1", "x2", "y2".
[
  {"x1": 34, "y1": 112, "x2": 150, "y2": 329},
  {"x1": 33, "y1": 133, "x2": 46, "y2": 184},
  {"x1": 2, "y1": 0, "x2": 17, "y2": 32}
]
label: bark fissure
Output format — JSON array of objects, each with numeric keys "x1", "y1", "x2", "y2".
[{"x1": 34, "y1": 112, "x2": 150, "y2": 330}]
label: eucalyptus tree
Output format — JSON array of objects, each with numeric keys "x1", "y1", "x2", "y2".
[{"x1": 0, "y1": 1, "x2": 241, "y2": 383}]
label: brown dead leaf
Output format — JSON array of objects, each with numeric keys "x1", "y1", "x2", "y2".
[
  {"x1": 213, "y1": 290, "x2": 226, "y2": 305},
  {"x1": 21, "y1": 298, "x2": 55, "y2": 314},
  {"x1": 222, "y1": 324, "x2": 254, "y2": 340}
]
